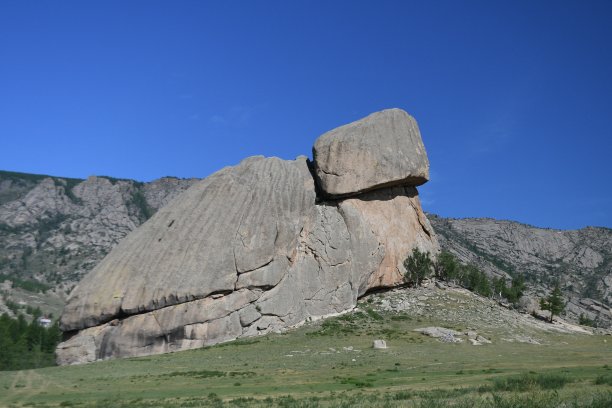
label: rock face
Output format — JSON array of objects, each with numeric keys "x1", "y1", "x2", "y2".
[
  {"x1": 57, "y1": 108, "x2": 439, "y2": 364},
  {"x1": 339, "y1": 186, "x2": 437, "y2": 290},
  {"x1": 313, "y1": 109, "x2": 429, "y2": 197},
  {"x1": 59, "y1": 156, "x2": 315, "y2": 332}
]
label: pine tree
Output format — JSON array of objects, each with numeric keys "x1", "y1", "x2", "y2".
[
  {"x1": 434, "y1": 251, "x2": 459, "y2": 282},
  {"x1": 0, "y1": 313, "x2": 62, "y2": 370},
  {"x1": 507, "y1": 274, "x2": 525, "y2": 304},
  {"x1": 540, "y1": 285, "x2": 565, "y2": 323},
  {"x1": 403, "y1": 248, "x2": 433, "y2": 286}
]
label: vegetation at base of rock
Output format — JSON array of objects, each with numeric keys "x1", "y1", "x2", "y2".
[
  {"x1": 404, "y1": 250, "x2": 525, "y2": 304},
  {"x1": 0, "y1": 312, "x2": 61, "y2": 371},
  {"x1": 404, "y1": 248, "x2": 433, "y2": 286},
  {"x1": 540, "y1": 285, "x2": 566, "y2": 323},
  {"x1": 491, "y1": 274, "x2": 525, "y2": 304},
  {"x1": 1, "y1": 285, "x2": 610, "y2": 406}
]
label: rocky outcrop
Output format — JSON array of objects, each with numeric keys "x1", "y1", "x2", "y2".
[
  {"x1": 339, "y1": 186, "x2": 437, "y2": 290},
  {"x1": 57, "y1": 109, "x2": 439, "y2": 364},
  {"x1": 313, "y1": 109, "x2": 429, "y2": 197}
]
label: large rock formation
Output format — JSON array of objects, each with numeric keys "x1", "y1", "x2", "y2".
[{"x1": 57, "y1": 108, "x2": 439, "y2": 364}]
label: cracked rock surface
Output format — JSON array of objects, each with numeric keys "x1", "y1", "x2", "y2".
[{"x1": 57, "y1": 109, "x2": 439, "y2": 364}]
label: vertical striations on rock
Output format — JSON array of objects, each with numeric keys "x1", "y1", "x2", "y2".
[
  {"x1": 59, "y1": 156, "x2": 315, "y2": 332},
  {"x1": 57, "y1": 108, "x2": 439, "y2": 364}
]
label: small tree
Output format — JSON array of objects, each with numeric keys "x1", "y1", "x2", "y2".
[
  {"x1": 463, "y1": 265, "x2": 491, "y2": 297},
  {"x1": 540, "y1": 285, "x2": 565, "y2": 323},
  {"x1": 492, "y1": 277, "x2": 508, "y2": 299},
  {"x1": 506, "y1": 274, "x2": 525, "y2": 304},
  {"x1": 493, "y1": 275, "x2": 525, "y2": 305},
  {"x1": 434, "y1": 251, "x2": 459, "y2": 282},
  {"x1": 403, "y1": 248, "x2": 433, "y2": 287}
]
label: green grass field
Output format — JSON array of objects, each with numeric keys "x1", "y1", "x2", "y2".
[{"x1": 1, "y1": 291, "x2": 611, "y2": 407}]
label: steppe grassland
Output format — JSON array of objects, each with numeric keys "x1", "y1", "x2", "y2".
[{"x1": 1, "y1": 289, "x2": 610, "y2": 407}]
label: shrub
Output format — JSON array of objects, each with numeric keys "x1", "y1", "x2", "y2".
[
  {"x1": 595, "y1": 374, "x2": 612, "y2": 386},
  {"x1": 579, "y1": 313, "x2": 596, "y2": 327},
  {"x1": 491, "y1": 373, "x2": 570, "y2": 392}
]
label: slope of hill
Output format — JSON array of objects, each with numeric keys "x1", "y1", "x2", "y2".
[
  {"x1": 0, "y1": 170, "x2": 197, "y2": 317},
  {"x1": 428, "y1": 214, "x2": 612, "y2": 328}
]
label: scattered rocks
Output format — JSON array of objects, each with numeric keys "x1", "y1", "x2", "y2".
[
  {"x1": 414, "y1": 327, "x2": 464, "y2": 343},
  {"x1": 359, "y1": 283, "x2": 598, "y2": 349},
  {"x1": 503, "y1": 335, "x2": 542, "y2": 345},
  {"x1": 469, "y1": 335, "x2": 492, "y2": 346}
]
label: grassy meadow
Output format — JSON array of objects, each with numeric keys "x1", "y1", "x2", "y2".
[{"x1": 1, "y1": 293, "x2": 611, "y2": 407}]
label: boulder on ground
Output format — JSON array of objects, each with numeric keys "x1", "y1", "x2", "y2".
[{"x1": 372, "y1": 339, "x2": 388, "y2": 349}]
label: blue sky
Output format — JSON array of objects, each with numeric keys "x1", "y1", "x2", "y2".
[{"x1": 1, "y1": 1, "x2": 611, "y2": 230}]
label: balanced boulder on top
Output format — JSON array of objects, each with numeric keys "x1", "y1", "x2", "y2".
[{"x1": 313, "y1": 108, "x2": 429, "y2": 197}]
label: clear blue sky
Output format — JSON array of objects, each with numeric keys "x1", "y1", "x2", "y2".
[{"x1": 1, "y1": 1, "x2": 611, "y2": 230}]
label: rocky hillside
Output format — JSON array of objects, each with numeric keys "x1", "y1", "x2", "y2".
[
  {"x1": 428, "y1": 215, "x2": 612, "y2": 328},
  {"x1": 0, "y1": 170, "x2": 197, "y2": 316}
]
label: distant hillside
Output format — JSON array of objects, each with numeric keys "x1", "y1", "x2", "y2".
[
  {"x1": 428, "y1": 214, "x2": 611, "y2": 328},
  {"x1": 0, "y1": 170, "x2": 198, "y2": 317},
  {"x1": 0, "y1": 169, "x2": 609, "y2": 328}
]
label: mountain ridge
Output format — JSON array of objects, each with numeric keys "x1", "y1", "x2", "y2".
[{"x1": 429, "y1": 213, "x2": 611, "y2": 233}]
